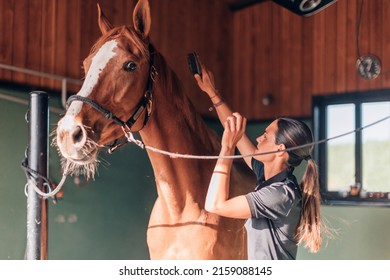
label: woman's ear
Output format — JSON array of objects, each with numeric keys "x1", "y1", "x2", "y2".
[{"x1": 277, "y1": 144, "x2": 288, "y2": 159}]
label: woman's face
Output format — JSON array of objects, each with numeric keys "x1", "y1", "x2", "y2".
[{"x1": 254, "y1": 120, "x2": 280, "y2": 162}]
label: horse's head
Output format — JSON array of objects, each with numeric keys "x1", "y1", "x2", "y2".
[{"x1": 55, "y1": 0, "x2": 153, "y2": 179}]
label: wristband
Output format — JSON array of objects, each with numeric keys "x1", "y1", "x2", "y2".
[{"x1": 209, "y1": 100, "x2": 225, "y2": 111}]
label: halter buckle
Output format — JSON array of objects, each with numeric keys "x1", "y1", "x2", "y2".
[{"x1": 150, "y1": 66, "x2": 158, "y2": 82}]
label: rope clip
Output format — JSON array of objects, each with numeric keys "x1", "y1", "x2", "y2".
[{"x1": 121, "y1": 127, "x2": 145, "y2": 149}]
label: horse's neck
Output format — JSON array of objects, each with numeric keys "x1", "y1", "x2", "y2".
[{"x1": 139, "y1": 88, "x2": 218, "y2": 214}]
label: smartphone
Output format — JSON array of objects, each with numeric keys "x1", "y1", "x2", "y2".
[{"x1": 187, "y1": 52, "x2": 202, "y2": 78}]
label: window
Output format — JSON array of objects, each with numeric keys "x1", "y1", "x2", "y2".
[{"x1": 313, "y1": 90, "x2": 390, "y2": 206}]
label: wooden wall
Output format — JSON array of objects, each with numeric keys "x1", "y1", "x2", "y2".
[
  {"x1": 1, "y1": 0, "x2": 390, "y2": 120},
  {"x1": 0, "y1": 0, "x2": 231, "y2": 115},
  {"x1": 231, "y1": 0, "x2": 390, "y2": 120}
]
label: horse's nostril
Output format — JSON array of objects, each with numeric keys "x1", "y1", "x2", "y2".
[{"x1": 72, "y1": 126, "x2": 85, "y2": 145}]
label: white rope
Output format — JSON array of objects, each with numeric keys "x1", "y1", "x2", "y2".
[
  {"x1": 124, "y1": 114, "x2": 390, "y2": 160},
  {"x1": 23, "y1": 114, "x2": 390, "y2": 199},
  {"x1": 25, "y1": 170, "x2": 68, "y2": 200}
]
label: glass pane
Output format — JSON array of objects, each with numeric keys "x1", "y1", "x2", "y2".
[
  {"x1": 326, "y1": 104, "x2": 355, "y2": 192},
  {"x1": 362, "y1": 102, "x2": 390, "y2": 192}
]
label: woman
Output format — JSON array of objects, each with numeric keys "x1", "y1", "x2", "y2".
[{"x1": 194, "y1": 61, "x2": 322, "y2": 260}]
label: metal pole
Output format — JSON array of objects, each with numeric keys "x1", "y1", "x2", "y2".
[{"x1": 26, "y1": 91, "x2": 49, "y2": 260}]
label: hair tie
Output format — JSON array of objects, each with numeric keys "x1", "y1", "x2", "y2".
[{"x1": 304, "y1": 155, "x2": 312, "y2": 161}]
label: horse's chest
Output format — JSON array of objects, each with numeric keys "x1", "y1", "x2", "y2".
[{"x1": 147, "y1": 224, "x2": 218, "y2": 259}]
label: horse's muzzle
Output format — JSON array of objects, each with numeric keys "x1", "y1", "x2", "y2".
[{"x1": 56, "y1": 116, "x2": 94, "y2": 162}]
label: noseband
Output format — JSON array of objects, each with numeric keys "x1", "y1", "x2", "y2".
[{"x1": 66, "y1": 44, "x2": 157, "y2": 152}]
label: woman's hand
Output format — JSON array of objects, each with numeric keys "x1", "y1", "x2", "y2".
[
  {"x1": 221, "y1": 113, "x2": 247, "y2": 152},
  {"x1": 193, "y1": 58, "x2": 218, "y2": 97}
]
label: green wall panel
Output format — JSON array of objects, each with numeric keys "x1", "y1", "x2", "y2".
[{"x1": 1, "y1": 90, "x2": 390, "y2": 260}]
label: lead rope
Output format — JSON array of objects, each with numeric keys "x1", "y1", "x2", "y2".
[
  {"x1": 122, "y1": 114, "x2": 390, "y2": 159},
  {"x1": 25, "y1": 171, "x2": 68, "y2": 200},
  {"x1": 22, "y1": 156, "x2": 69, "y2": 200},
  {"x1": 23, "y1": 113, "x2": 389, "y2": 200}
]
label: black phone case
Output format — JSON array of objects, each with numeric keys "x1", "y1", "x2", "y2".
[{"x1": 187, "y1": 52, "x2": 202, "y2": 77}]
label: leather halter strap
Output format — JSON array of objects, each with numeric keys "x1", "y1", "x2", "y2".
[
  {"x1": 66, "y1": 91, "x2": 151, "y2": 130},
  {"x1": 66, "y1": 44, "x2": 156, "y2": 132}
]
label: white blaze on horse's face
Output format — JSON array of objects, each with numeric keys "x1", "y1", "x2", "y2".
[
  {"x1": 64, "y1": 40, "x2": 118, "y2": 121},
  {"x1": 56, "y1": 40, "x2": 118, "y2": 161}
]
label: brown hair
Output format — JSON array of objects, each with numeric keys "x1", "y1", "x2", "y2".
[{"x1": 276, "y1": 118, "x2": 322, "y2": 253}]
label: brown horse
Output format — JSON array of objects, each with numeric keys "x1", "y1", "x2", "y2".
[{"x1": 55, "y1": 0, "x2": 255, "y2": 259}]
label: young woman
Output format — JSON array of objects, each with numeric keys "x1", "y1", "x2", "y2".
[{"x1": 194, "y1": 62, "x2": 322, "y2": 260}]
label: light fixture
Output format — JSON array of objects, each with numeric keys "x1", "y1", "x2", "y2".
[{"x1": 356, "y1": 54, "x2": 381, "y2": 80}]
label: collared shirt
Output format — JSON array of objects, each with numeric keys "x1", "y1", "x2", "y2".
[{"x1": 244, "y1": 158, "x2": 302, "y2": 260}]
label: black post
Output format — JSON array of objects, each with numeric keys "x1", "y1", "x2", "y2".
[{"x1": 26, "y1": 91, "x2": 49, "y2": 260}]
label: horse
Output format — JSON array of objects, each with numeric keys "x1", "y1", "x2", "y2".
[{"x1": 55, "y1": 0, "x2": 255, "y2": 259}]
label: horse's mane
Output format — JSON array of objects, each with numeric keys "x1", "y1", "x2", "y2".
[
  {"x1": 152, "y1": 50, "x2": 220, "y2": 154},
  {"x1": 89, "y1": 25, "x2": 219, "y2": 154}
]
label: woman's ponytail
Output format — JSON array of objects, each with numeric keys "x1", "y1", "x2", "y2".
[{"x1": 295, "y1": 158, "x2": 322, "y2": 253}]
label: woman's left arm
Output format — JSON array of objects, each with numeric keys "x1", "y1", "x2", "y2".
[{"x1": 205, "y1": 113, "x2": 252, "y2": 219}]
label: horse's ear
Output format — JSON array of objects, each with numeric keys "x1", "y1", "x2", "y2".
[
  {"x1": 97, "y1": 3, "x2": 113, "y2": 35},
  {"x1": 133, "y1": 0, "x2": 151, "y2": 38}
]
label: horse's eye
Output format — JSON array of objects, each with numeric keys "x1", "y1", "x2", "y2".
[{"x1": 123, "y1": 61, "x2": 137, "y2": 72}]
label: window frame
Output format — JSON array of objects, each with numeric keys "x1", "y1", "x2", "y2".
[{"x1": 313, "y1": 89, "x2": 390, "y2": 207}]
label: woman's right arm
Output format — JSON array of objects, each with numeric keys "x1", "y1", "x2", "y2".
[{"x1": 194, "y1": 65, "x2": 256, "y2": 168}]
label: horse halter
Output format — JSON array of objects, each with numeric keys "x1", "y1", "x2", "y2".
[{"x1": 66, "y1": 44, "x2": 157, "y2": 152}]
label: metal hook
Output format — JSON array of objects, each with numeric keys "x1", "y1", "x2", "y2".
[
  {"x1": 121, "y1": 127, "x2": 145, "y2": 149},
  {"x1": 24, "y1": 109, "x2": 30, "y2": 123}
]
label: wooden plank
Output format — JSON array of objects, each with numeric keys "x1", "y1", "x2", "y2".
[
  {"x1": 301, "y1": 15, "x2": 314, "y2": 117},
  {"x1": 369, "y1": 0, "x2": 383, "y2": 89},
  {"x1": 268, "y1": 2, "x2": 281, "y2": 120},
  {"x1": 149, "y1": 0, "x2": 161, "y2": 44},
  {"x1": 356, "y1": 0, "x2": 370, "y2": 91},
  {"x1": 252, "y1": 3, "x2": 271, "y2": 119},
  {"x1": 357, "y1": 0, "x2": 382, "y2": 90},
  {"x1": 243, "y1": 8, "x2": 255, "y2": 118},
  {"x1": 194, "y1": 0, "x2": 232, "y2": 116},
  {"x1": 217, "y1": 0, "x2": 233, "y2": 115},
  {"x1": 0, "y1": 0, "x2": 14, "y2": 79},
  {"x1": 54, "y1": 0, "x2": 67, "y2": 79},
  {"x1": 312, "y1": 12, "x2": 325, "y2": 95},
  {"x1": 79, "y1": 0, "x2": 98, "y2": 65},
  {"x1": 231, "y1": 12, "x2": 241, "y2": 115},
  {"x1": 278, "y1": 8, "x2": 293, "y2": 117},
  {"x1": 41, "y1": 0, "x2": 57, "y2": 89},
  {"x1": 12, "y1": 0, "x2": 28, "y2": 84},
  {"x1": 345, "y1": 0, "x2": 358, "y2": 91},
  {"x1": 239, "y1": 9, "x2": 252, "y2": 116},
  {"x1": 0, "y1": 0, "x2": 4, "y2": 78},
  {"x1": 335, "y1": 0, "x2": 347, "y2": 93},
  {"x1": 322, "y1": 8, "x2": 337, "y2": 94},
  {"x1": 26, "y1": 0, "x2": 42, "y2": 87},
  {"x1": 288, "y1": 14, "x2": 303, "y2": 118},
  {"x1": 212, "y1": 0, "x2": 232, "y2": 110},
  {"x1": 381, "y1": 0, "x2": 390, "y2": 86},
  {"x1": 63, "y1": 0, "x2": 83, "y2": 80}
]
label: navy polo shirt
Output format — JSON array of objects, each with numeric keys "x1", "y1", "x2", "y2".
[{"x1": 244, "y1": 158, "x2": 302, "y2": 260}]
